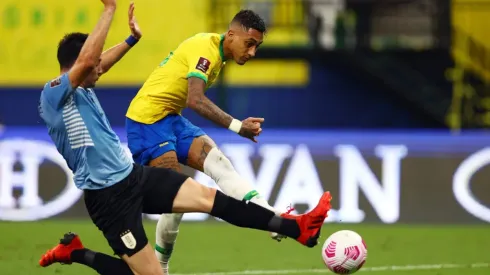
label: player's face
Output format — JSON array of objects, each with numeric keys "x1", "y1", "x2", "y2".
[
  {"x1": 83, "y1": 59, "x2": 102, "y2": 88},
  {"x1": 230, "y1": 28, "x2": 263, "y2": 65}
]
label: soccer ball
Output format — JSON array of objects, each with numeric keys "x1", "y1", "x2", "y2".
[{"x1": 322, "y1": 230, "x2": 367, "y2": 274}]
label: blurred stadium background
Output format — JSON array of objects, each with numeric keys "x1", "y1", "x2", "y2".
[{"x1": 1, "y1": 0, "x2": 490, "y2": 274}]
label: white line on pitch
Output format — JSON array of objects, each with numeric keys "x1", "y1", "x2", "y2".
[{"x1": 173, "y1": 262, "x2": 489, "y2": 275}]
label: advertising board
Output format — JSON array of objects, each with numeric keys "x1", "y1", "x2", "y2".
[{"x1": 0, "y1": 127, "x2": 489, "y2": 224}]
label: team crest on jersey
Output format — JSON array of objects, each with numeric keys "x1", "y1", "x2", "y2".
[
  {"x1": 120, "y1": 230, "x2": 137, "y2": 249},
  {"x1": 50, "y1": 77, "x2": 62, "y2": 88},
  {"x1": 196, "y1": 57, "x2": 211, "y2": 73}
]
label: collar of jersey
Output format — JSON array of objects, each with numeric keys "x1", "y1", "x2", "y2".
[{"x1": 219, "y1": 34, "x2": 226, "y2": 61}]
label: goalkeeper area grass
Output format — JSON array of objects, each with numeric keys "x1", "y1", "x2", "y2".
[{"x1": 0, "y1": 221, "x2": 488, "y2": 275}]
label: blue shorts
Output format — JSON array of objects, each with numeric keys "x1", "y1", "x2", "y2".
[{"x1": 125, "y1": 114, "x2": 206, "y2": 165}]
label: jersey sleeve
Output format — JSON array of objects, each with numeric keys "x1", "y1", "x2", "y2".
[
  {"x1": 41, "y1": 73, "x2": 75, "y2": 109},
  {"x1": 185, "y1": 43, "x2": 219, "y2": 84}
]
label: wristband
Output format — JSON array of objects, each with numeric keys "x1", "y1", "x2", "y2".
[
  {"x1": 228, "y1": 119, "x2": 242, "y2": 134},
  {"x1": 125, "y1": 35, "x2": 139, "y2": 47}
]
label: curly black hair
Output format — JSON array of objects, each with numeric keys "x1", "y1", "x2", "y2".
[
  {"x1": 57, "y1": 32, "x2": 88, "y2": 69},
  {"x1": 231, "y1": 10, "x2": 267, "y2": 33}
]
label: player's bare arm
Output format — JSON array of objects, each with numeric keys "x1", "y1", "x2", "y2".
[
  {"x1": 187, "y1": 77, "x2": 233, "y2": 127},
  {"x1": 187, "y1": 77, "x2": 264, "y2": 142},
  {"x1": 67, "y1": 0, "x2": 116, "y2": 88},
  {"x1": 100, "y1": 2, "x2": 141, "y2": 74}
]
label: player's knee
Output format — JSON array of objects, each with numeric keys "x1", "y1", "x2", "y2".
[
  {"x1": 186, "y1": 179, "x2": 217, "y2": 211},
  {"x1": 144, "y1": 259, "x2": 165, "y2": 275},
  {"x1": 197, "y1": 184, "x2": 217, "y2": 210},
  {"x1": 172, "y1": 178, "x2": 217, "y2": 212},
  {"x1": 122, "y1": 245, "x2": 165, "y2": 275},
  {"x1": 203, "y1": 147, "x2": 236, "y2": 179}
]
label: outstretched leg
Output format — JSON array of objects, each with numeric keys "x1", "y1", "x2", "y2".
[
  {"x1": 187, "y1": 135, "x2": 288, "y2": 240},
  {"x1": 141, "y1": 166, "x2": 333, "y2": 249},
  {"x1": 187, "y1": 136, "x2": 280, "y2": 214}
]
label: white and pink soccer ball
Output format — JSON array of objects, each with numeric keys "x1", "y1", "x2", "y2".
[{"x1": 322, "y1": 230, "x2": 368, "y2": 274}]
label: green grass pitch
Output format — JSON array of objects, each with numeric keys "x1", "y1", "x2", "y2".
[{"x1": 0, "y1": 221, "x2": 488, "y2": 275}]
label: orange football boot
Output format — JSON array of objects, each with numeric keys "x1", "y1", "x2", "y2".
[
  {"x1": 39, "y1": 232, "x2": 84, "y2": 267},
  {"x1": 282, "y1": 191, "x2": 332, "y2": 247}
]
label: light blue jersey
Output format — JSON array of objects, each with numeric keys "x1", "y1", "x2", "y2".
[{"x1": 39, "y1": 73, "x2": 133, "y2": 190}]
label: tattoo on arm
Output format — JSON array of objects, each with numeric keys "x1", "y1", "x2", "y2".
[
  {"x1": 187, "y1": 77, "x2": 233, "y2": 128},
  {"x1": 193, "y1": 94, "x2": 233, "y2": 127}
]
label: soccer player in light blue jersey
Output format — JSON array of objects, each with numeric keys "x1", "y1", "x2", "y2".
[{"x1": 37, "y1": 1, "x2": 332, "y2": 275}]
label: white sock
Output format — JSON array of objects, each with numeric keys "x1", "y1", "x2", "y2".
[
  {"x1": 203, "y1": 147, "x2": 281, "y2": 216},
  {"x1": 155, "y1": 213, "x2": 183, "y2": 264}
]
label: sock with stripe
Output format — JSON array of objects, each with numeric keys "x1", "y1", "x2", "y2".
[
  {"x1": 203, "y1": 147, "x2": 281, "y2": 215},
  {"x1": 155, "y1": 213, "x2": 183, "y2": 268}
]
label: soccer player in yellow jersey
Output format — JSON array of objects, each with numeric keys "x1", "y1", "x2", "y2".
[{"x1": 125, "y1": 10, "x2": 292, "y2": 273}]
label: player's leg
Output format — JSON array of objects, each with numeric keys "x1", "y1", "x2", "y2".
[
  {"x1": 178, "y1": 115, "x2": 290, "y2": 241},
  {"x1": 125, "y1": 115, "x2": 183, "y2": 273},
  {"x1": 175, "y1": 115, "x2": 283, "y2": 217},
  {"x1": 184, "y1": 133, "x2": 289, "y2": 240},
  {"x1": 187, "y1": 135, "x2": 275, "y2": 205},
  {"x1": 175, "y1": 178, "x2": 331, "y2": 246},
  {"x1": 141, "y1": 165, "x2": 332, "y2": 248},
  {"x1": 63, "y1": 242, "x2": 164, "y2": 275},
  {"x1": 148, "y1": 151, "x2": 183, "y2": 274},
  {"x1": 39, "y1": 232, "x2": 134, "y2": 275}
]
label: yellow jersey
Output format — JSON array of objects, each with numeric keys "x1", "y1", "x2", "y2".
[{"x1": 126, "y1": 33, "x2": 226, "y2": 124}]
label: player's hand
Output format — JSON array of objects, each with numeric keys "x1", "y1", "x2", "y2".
[
  {"x1": 128, "y1": 2, "x2": 142, "y2": 39},
  {"x1": 101, "y1": 0, "x2": 117, "y2": 9},
  {"x1": 239, "y1": 117, "x2": 264, "y2": 143}
]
